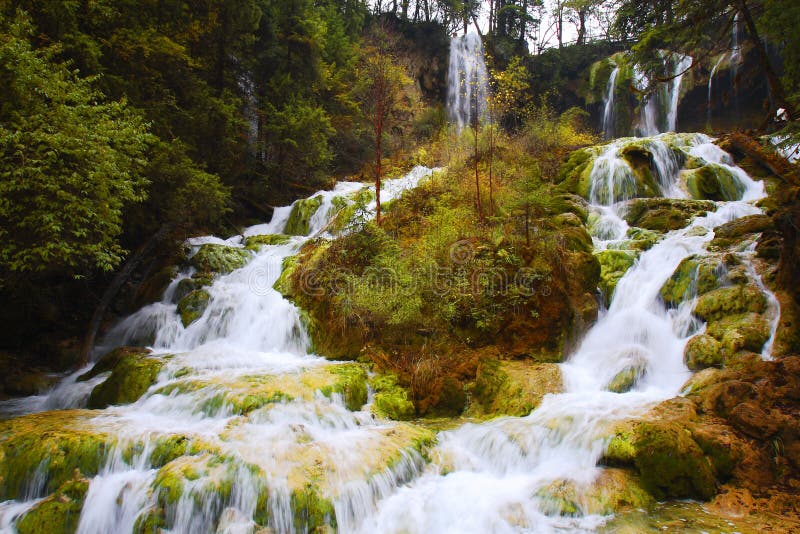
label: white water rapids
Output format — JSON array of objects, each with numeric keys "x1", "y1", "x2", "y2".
[{"x1": 0, "y1": 133, "x2": 780, "y2": 532}]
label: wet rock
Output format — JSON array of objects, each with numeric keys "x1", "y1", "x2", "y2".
[
  {"x1": 471, "y1": 359, "x2": 562, "y2": 417},
  {"x1": 189, "y1": 244, "x2": 250, "y2": 274},
  {"x1": 693, "y1": 284, "x2": 767, "y2": 321},
  {"x1": 701, "y1": 380, "x2": 758, "y2": 417},
  {"x1": 713, "y1": 214, "x2": 774, "y2": 240},
  {"x1": 369, "y1": 373, "x2": 415, "y2": 420},
  {"x1": 84, "y1": 347, "x2": 165, "y2": 409},
  {"x1": 536, "y1": 469, "x2": 654, "y2": 516},
  {"x1": 660, "y1": 255, "x2": 721, "y2": 306},
  {"x1": 683, "y1": 164, "x2": 745, "y2": 201},
  {"x1": 16, "y1": 474, "x2": 90, "y2": 534},
  {"x1": 177, "y1": 289, "x2": 210, "y2": 327},
  {"x1": 244, "y1": 233, "x2": 292, "y2": 251},
  {"x1": 684, "y1": 334, "x2": 723, "y2": 370},
  {"x1": 595, "y1": 249, "x2": 636, "y2": 305},
  {"x1": 0, "y1": 410, "x2": 115, "y2": 499},
  {"x1": 285, "y1": 195, "x2": 324, "y2": 236},
  {"x1": 706, "y1": 312, "x2": 771, "y2": 355},
  {"x1": 622, "y1": 198, "x2": 715, "y2": 232},
  {"x1": 607, "y1": 363, "x2": 646, "y2": 393}
]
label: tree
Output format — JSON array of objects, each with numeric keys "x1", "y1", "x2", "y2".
[
  {"x1": 359, "y1": 38, "x2": 412, "y2": 225},
  {"x1": 0, "y1": 13, "x2": 152, "y2": 278}
]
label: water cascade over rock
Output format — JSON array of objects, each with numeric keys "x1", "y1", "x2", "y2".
[
  {"x1": 0, "y1": 134, "x2": 783, "y2": 531},
  {"x1": 635, "y1": 54, "x2": 692, "y2": 136},
  {"x1": 446, "y1": 32, "x2": 489, "y2": 130},
  {"x1": 602, "y1": 67, "x2": 620, "y2": 140}
]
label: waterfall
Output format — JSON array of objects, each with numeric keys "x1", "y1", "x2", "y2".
[
  {"x1": 707, "y1": 55, "x2": 726, "y2": 126},
  {"x1": 602, "y1": 67, "x2": 620, "y2": 140},
  {"x1": 447, "y1": 32, "x2": 489, "y2": 130},
  {"x1": 635, "y1": 53, "x2": 692, "y2": 136}
]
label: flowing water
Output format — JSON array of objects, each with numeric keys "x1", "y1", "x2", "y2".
[
  {"x1": 601, "y1": 67, "x2": 619, "y2": 140},
  {"x1": 447, "y1": 32, "x2": 489, "y2": 131},
  {"x1": 0, "y1": 132, "x2": 780, "y2": 532},
  {"x1": 635, "y1": 53, "x2": 692, "y2": 136},
  {"x1": 707, "y1": 54, "x2": 726, "y2": 126}
]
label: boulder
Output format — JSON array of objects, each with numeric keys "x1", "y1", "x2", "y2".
[
  {"x1": 189, "y1": 244, "x2": 250, "y2": 274},
  {"x1": 17, "y1": 475, "x2": 90, "y2": 534},
  {"x1": 713, "y1": 214, "x2": 774, "y2": 240},
  {"x1": 176, "y1": 289, "x2": 210, "y2": 327},
  {"x1": 684, "y1": 334, "x2": 723, "y2": 370},
  {"x1": 83, "y1": 347, "x2": 165, "y2": 409},
  {"x1": 660, "y1": 255, "x2": 721, "y2": 306},
  {"x1": 595, "y1": 249, "x2": 636, "y2": 304},
  {"x1": 706, "y1": 312, "x2": 771, "y2": 355},
  {"x1": 244, "y1": 234, "x2": 292, "y2": 251},
  {"x1": 369, "y1": 373, "x2": 415, "y2": 420},
  {"x1": 683, "y1": 164, "x2": 745, "y2": 201},
  {"x1": 471, "y1": 359, "x2": 562, "y2": 417},
  {"x1": 622, "y1": 198, "x2": 715, "y2": 232},
  {"x1": 693, "y1": 285, "x2": 767, "y2": 321},
  {"x1": 607, "y1": 362, "x2": 646, "y2": 393},
  {"x1": 285, "y1": 195, "x2": 324, "y2": 236}
]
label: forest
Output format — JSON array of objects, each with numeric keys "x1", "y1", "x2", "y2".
[{"x1": 0, "y1": 0, "x2": 800, "y2": 532}]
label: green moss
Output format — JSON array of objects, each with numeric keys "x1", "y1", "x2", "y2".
[
  {"x1": 632, "y1": 421, "x2": 716, "y2": 500},
  {"x1": 0, "y1": 410, "x2": 113, "y2": 500},
  {"x1": 623, "y1": 198, "x2": 715, "y2": 232},
  {"x1": 173, "y1": 277, "x2": 209, "y2": 303},
  {"x1": 684, "y1": 164, "x2": 746, "y2": 201},
  {"x1": 321, "y1": 363, "x2": 368, "y2": 411},
  {"x1": 328, "y1": 189, "x2": 375, "y2": 234},
  {"x1": 369, "y1": 373, "x2": 415, "y2": 420},
  {"x1": 285, "y1": 195, "x2": 324, "y2": 236},
  {"x1": 176, "y1": 289, "x2": 210, "y2": 327},
  {"x1": 555, "y1": 146, "x2": 601, "y2": 199},
  {"x1": 273, "y1": 254, "x2": 300, "y2": 297},
  {"x1": 153, "y1": 454, "x2": 237, "y2": 510},
  {"x1": 693, "y1": 284, "x2": 767, "y2": 321},
  {"x1": 706, "y1": 312, "x2": 771, "y2": 355},
  {"x1": 536, "y1": 469, "x2": 654, "y2": 517},
  {"x1": 625, "y1": 227, "x2": 661, "y2": 251},
  {"x1": 684, "y1": 334, "x2": 723, "y2": 370},
  {"x1": 603, "y1": 428, "x2": 636, "y2": 466},
  {"x1": 189, "y1": 244, "x2": 250, "y2": 274},
  {"x1": 595, "y1": 249, "x2": 636, "y2": 304},
  {"x1": 291, "y1": 484, "x2": 336, "y2": 532},
  {"x1": 607, "y1": 364, "x2": 645, "y2": 393},
  {"x1": 660, "y1": 255, "x2": 721, "y2": 306},
  {"x1": 244, "y1": 234, "x2": 291, "y2": 251},
  {"x1": 87, "y1": 352, "x2": 165, "y2": 409},
  {"x1": 17, "y1": 475, "x2": 89, "y2": 534},
  {"x1": 471, "y1": 359, "x2": 562, "y2": 417}
]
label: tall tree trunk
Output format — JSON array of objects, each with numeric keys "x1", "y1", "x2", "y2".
[
  {"x1": 736, "y1": 0, "x2": 795, "y2": 120},
  {"x1": 80, "y1": 225, "x2": 173, "y2": 365},
  {"x1": 577, "y1": 9, "x2": 586, "y2": 45}
]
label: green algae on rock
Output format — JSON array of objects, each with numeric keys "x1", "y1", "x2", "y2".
[
  {"x1": 684, "y1": 334, "x2": 723, "y2": 370},
  {"x1": 285, "y1": 195, "x2": 324, "y2": 236},
  {"x1": 189, "y1": 244, "x2": 250, "y2": 275},
  {"x1": 16, "y1": 474, "x2": 90, "y2": 534},
  {"x1": 86, "y1": 349, "x2": 165, "y2": 409},
  {"x1": 693, "y1": 284, "x2": 767, "y2": 321},
  {"x1": 621, "y1": 198, "x2": 715, "y2": 232},
  {"x1": 0, "y1": 410, "x2": 114, "y2": 500},
  {"x1": 176, "y1": 289, "x2": 210, "y2": 327},
  {"x1": 369, "y1": 372, "x2": 415, "y2": 420},
  {"x1": 244, "y1": 233, "x2": 292, "y2": 251},
  {"x1": 683, "y1": 164, "x2": 745, "y2": 201},
  {"x1": 471, "y1": 359, "x2": 562, "y2": 417},
  {"x1": 536, "y1": 469, "x2": 654, "y2": 517},
  {"x1": 595, "y1": 249, "x2": 636, "y2": 305},
  {"x1": 660, "y1": 254, "x2": 721, "y2": 306}
]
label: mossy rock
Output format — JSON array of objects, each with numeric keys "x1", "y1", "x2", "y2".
[
  {"x1": 291, "y1": 483, "x2": 336, "y2": 532},
  {"x1": 173, "y1": 276, "x2": 210, "y2": 303},
  {"x1": 684, "y1": 334, "x2": 723, "y2": 370},
  {"x1": 550, "y1": 193, "x2": 590, "y2": 222},
  {"x1": 660, "y1": 255, "x2": 721, "y2": 306},
  {"x1": 0, "y1": 410, "x2": 114, "y2": 500},
  {"x1": 176, "y1": 289, "x2": 210, "y2": 327},
  {"x1": 588, "y1": 56, "x2": 618, "y2": 104},
  {"x1": 17, "y1": 474, "x2": 90, "y2": 534},
  {"x1": 285, "y1": 195, "x2": 324, "y2": 236},
  {"x1": 328, "y1": 188, "x2": 375, "y2": 234},
  {"x1": 595, "y1": 249, "x2": 636, "y2": 305},
  {"x1": 87, "y1": 349, "x2": 165, "y2": 409},
  {"x1": 712, "y1": 214, "x2": 774, "y2": 240},
  {"x1": 471, "y1": 359, "x2": 562, "y2": 417},
  {"x1": 555, "y1": 146, "x2": 603, "y2": 199},
  {"x1": 632, "y1": 421, "x2": 716, "y2": 500},
  {"x1": 189, "y1": 244, "x2": 250, "y2": 274},
  {"x1": 558, "y1": 225, "x2": 594, "y2": 253},
  {"x1": 322, "y1": 363, "x2": 368, "y2": 411},
  {"x1": 624, "y1": 227, "x2": 661, "y2": 251},
  {"x1": 706, "y1": 312, "x2": 771, "y2": 355},
  {"x1": 244, "y1": 233, "x2": 292, "y2": 251},
  {"x1": 683, "y1": 164, "x2": 746, "y2": 201},
  {"x1": 693, "y1": 284, "x2": 767, "y2": 322},
  {"x1": 536, "y1": 469, "x2": 654, "y2": 517},
  {"x1": 369, "y1": 373, "x2": 415, "y2": 420},
  {"x1": 153, "y1": 453, "x2": 239, "y2": 513},
  {"x1": 622, "y1": 198, "x2": 715, "y2": 232},
  {"x1": 607, "y1": 363, "x2": 646, "y2": 393},
  {"x1": 273, "y1": 254, "x2": 300, "y2": 297}
]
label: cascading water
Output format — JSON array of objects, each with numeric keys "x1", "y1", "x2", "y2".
[
  {"x1": 447, "y1": 32, "x2": 489, "y2": 130},
  {"x1": 707, "y1": 54, "x2": 726, "y2": 125},
  {"x1": 635, "y1": 53, "x2": 692, "y2": 136},
  {"x1": 0, "y1": 133, "x2": 780, "y2": 532},
  {"x1": 601, "y1": 67, "x2": 620, "y2": 140}
]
